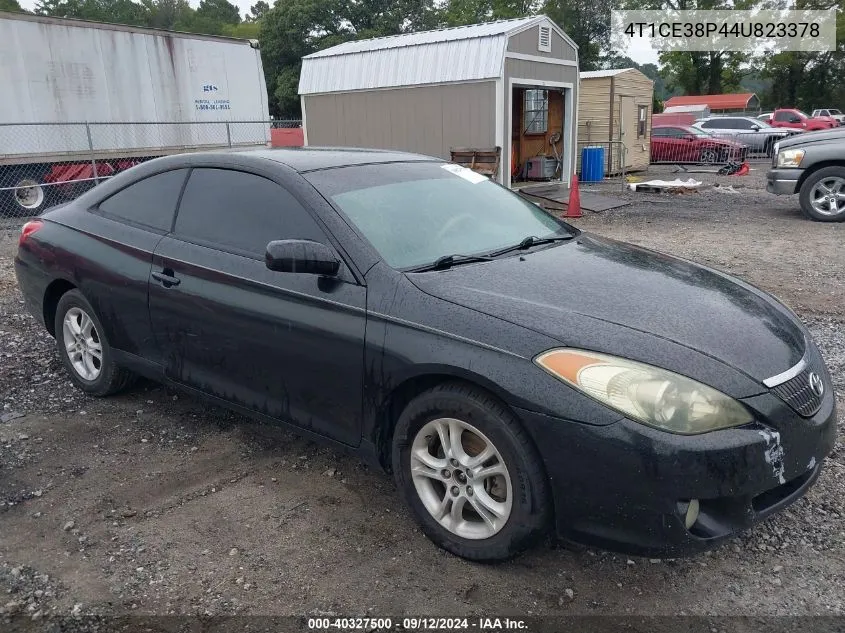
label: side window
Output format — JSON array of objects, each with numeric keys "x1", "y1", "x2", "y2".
[
  {"x1": 774, "y1": 111, "x2": 790, "y2": 122},
  {"x1": 98, "y1": 169, "x2": 188, "y2": 231},
  {"x1": 667, "y1": 128, "x2": 685, "y2": 138},
  {"x1": 173, "y1": 168, "x2": 327, "y2": 257},
  {"x1": 637, "y1": 105, "x2": 648, "y2": 138},
  {"x1": 700, "y1": 120, "x2": 716, "y2": 129}
]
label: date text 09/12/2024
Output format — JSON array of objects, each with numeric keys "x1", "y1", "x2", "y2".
[{"x1": 307, "y1": 617, "x2": 529, "y2": 631}]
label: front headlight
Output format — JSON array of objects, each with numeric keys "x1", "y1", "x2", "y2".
[
  {"x1": 777, "y1": 148, "x2": 805, "y2": 167},
  {"x1": 535, "y1": 349, "x2": 754, "y2": 435}
]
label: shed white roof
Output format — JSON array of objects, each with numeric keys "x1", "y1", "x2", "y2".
[
  {"x1": 299, "y1": 16, "x2": 571, "y2": 95},
  {"x1": 580, "y1": 68, "x2": 634, "y2": 79}
]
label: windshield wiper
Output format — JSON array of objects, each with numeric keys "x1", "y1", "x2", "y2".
[
  {"x1": 406, "y1": 253, "x2": 494, "y2": 273},
  {"x1": 487, "y1": 234, "x2": 575, "y2": 258}
]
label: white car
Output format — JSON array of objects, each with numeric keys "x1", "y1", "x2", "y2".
[
  {"x1": 758, "y1": 112, "x2": 773, "y2": 122},
  {"x1": 811, "y1": 109, "x2": 845, "y2": 125}
]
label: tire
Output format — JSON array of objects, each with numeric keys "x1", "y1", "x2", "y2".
[
  {"x1": 699, "y1": 148, "x2": 718, "y2": 164},
  {"x1": 798, "y1": 166, "x2": 845, "y2": 222},
  {"x1": 391, "y1": 382, "x2": 550, "y2": 561},
  {"x1": 0, "y1": 166, "x2": 55, "y2": 218},
  {"x1": 54, "y1": 289, "x2": 136, "y2": 396}
]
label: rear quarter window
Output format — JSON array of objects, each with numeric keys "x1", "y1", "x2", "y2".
[{"x1": 97, "y1": 169, "x2": 189, "y2": 232}]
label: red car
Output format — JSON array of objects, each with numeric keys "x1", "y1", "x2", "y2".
[
  {"x1": 650, "y1": 125, "x2": 748, "y2": 164},
  {"x1": 770, "y1": 108, "x2": 837, "y2": 131}
]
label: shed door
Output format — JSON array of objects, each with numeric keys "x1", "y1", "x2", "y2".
[{"x1": 617, "y1": 95, "x2": 637, "y2": 170}]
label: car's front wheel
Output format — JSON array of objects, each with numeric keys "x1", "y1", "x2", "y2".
[
  {"x1": 392, "y1": 382, "x2": 550, "y2": 561},
  {"x1": 699, "y1": 148, "x2": 719, "y2": 164},
  {"x1": 54, "y1": 289, "x2": 136, "y2": 396},
  {"x1": 799, "y1": 166, "x2": 845, "y2": 222}
]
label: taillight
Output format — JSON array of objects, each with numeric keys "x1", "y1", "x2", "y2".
[{"x1": 19, "y1": 219, "x2": 43, "y2": 247}]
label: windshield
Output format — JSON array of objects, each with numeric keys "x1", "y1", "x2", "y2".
[
  {"x1": 753, "y1": 118, "x2": 773, "y2": 128},
  {"x1": 831, "y1": 109, "x2": 842, "y2": 115},
  {"x1": 797, "y1": 110, "x2": 810, "y2": 118},
  {"x1": 307, "y1": 162, "x2": 573, "y2": 270}
]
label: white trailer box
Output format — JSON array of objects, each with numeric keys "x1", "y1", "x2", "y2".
[
  {"x1": 0, "y1": 12, "x2": 270, "y2": 161},
  {"x1": 0, "y1": 12, "x2": 272, "y2": 214}
]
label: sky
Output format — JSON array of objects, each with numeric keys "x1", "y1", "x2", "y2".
[{"x1": 18, "y1": 0, "x2": 661, "y2": 65}]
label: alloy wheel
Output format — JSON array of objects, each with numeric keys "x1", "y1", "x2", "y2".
[
  {"x1": 700, "y1": 149, "x2": 718, "y2": 164},
  {"x1": 62, "y1": 307, "x2": 103, "y2": 381},
  {"x1": 410, "y1": 417, "x2": 513, "y2": 540},
  {"x1": 809, "y1": 176, "x2": 845, "y2": 217}
]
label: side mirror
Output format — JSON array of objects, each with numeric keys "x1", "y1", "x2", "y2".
[
  {"x1": 750, "y1": 125, "x2": 760, "y2": 130},
  {"x1": 265, "y1": 239, "x2": 340, "y2": 276},
  {"x1": 683, "y1": 134, "x2": 695, "y2": 141}
]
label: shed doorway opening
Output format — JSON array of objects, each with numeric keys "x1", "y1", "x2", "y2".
[{"x1": 511, "y1": 86, "x2": 565, "y2": 184}]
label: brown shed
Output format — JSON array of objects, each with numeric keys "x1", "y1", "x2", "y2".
[
  {"x1": 578, "y1": 68, "x2": 654, "y2": 174},
  {"x1": 298, "y1": 16, "x2": 579, "y2": 188}
]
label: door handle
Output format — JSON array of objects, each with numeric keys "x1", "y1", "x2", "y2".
[{"x1": 152, "y1": 270, "x2": 180, "y2": 287}]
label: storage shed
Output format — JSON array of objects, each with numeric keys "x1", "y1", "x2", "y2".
[
  {"x1": 299, "y1": 16, "x2": 579, "y2": 188},
  {"x1": 664, "y1": 93, "x2": 760, "y2": 115},
  {"x1": 577, "y1": 68, "x2": 654, "y2": 174}
]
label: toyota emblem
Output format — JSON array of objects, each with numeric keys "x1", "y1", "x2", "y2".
[{"x1": 809, "y1": 372, "x2": 824, "y2": 398}]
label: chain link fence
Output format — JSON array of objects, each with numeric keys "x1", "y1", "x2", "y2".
[
  {"x1": 574, "y1": 141, "x2": 628, "y2": 190},
  {"x1": 1, "y1": 120, "x2": 302, "y2": 221}
]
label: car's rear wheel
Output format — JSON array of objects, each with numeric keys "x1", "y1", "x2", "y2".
[
  {"x1": 54, "y1": 289, "x2": 136, "y2": 396},
  {"x1": 392, "y1": 382, "x2": 549, "y2": 561},
  {"x1": 799, "y1": 167, "x2": 845, "y2": 222}
]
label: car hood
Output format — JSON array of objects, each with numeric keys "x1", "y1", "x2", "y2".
[
  {"x1": 777, "y1": 127, "x2": 845, "y2": 149},
  {"x1": 709, "y1": 137, "x2": 745, "y2": 148},
  {"x1": 408, "y1": 234, "x2": 806, "y2": 385}
]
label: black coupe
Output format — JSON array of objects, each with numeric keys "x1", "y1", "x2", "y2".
[{"x1": 14, "y1": 148, "x2": 836, "y2": 561}]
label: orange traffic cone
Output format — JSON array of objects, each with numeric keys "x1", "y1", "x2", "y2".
[
  {"x1": 733, "y1": 162, "x2": 750, "y2": 176},
  {"x1": 564, "y1": 174, "x2": 583, "y2": 218}
]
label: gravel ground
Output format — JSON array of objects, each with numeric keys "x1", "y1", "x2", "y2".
[{"x1": 0, "y1": 167, "x2": 843, "y2": 623}]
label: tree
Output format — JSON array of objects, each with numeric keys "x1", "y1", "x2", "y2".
[
  {"x1": 441, "y1": 0, "x2": 537, "y2": 25},
  {"x1": 195, "y1": 0, "x2": 240, "y2": 25},
  {"x1": 544, "y1": 0, "x2": 615, "y2": 70},
  {"x1": 247, "y1": 0, "x2": 269, "y2": 21},
  {"x1": 758, "y1": 0, "x2": 845, "y2": 110},
  {"x1": 35, "y1": 0, "x2": 149, "y2": 24},
  {"x1": 0, "y1": 0, "x2": 25, "y2": 11},
  {"x1": 259, "y1": 0, "x2": 439, "y2": 117}
]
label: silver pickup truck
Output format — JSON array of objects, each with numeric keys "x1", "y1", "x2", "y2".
[{"x1": 766, "y1": 128, "x2": 845, "y2": 222}]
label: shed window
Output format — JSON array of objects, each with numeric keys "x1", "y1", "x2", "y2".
[
  {"x1": 524, "y1": 90, "x2": 548, "y2": 134},
  {"x1": 637, "y1": 105, "x2": 648, "y2": 138},
  {"x1": 538, "y1": 25, "x2": 552, "y2": 52}
]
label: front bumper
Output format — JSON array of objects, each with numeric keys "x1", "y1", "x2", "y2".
[
  {"x1": 516, "y1": 388, "x2": 837, "y2": 557},
  {"x1": 766, "y1": 168, "x2": 803, "y2": 195}
]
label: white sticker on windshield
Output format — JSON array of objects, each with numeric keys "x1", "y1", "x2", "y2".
[{"x1": 441, "y1": 163, "x2": 488, "y2": 184}]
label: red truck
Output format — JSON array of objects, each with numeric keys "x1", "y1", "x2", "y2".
[{"x1": 770, "y1": 108, "x2": 838, "y2": 131}]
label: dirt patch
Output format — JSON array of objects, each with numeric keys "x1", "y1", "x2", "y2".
[{"x1": 0, "y1": 169, "x2": 843, "y2": 620}]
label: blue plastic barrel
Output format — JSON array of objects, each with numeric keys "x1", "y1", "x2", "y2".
[{"x1": 580, "y1": 146, "x2": 606, "y2": 182}]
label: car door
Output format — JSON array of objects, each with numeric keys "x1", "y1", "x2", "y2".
[
  {"x1": 147, "y1": 166, "x2": 366, "y2": 446},
  {"x1": 653, "y1": 128, "x2": 686, "y2": 162},
  {"x1": 85, "y1": 168, "x2": 189, "y2": 364},
  {"x1": 730, "y1": 118, "x2": 761, "y2": 149},
  {"x1": 650, "y1": 128, "x2": 669, "y2": 161}
]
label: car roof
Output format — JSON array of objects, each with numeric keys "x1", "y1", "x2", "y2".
[
  {"x1": 697, "y1": 115, "x2": 755, "y2": 122},
  {"x1": 184, "y1": 147, "x2": 440, "y2": 172}
]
